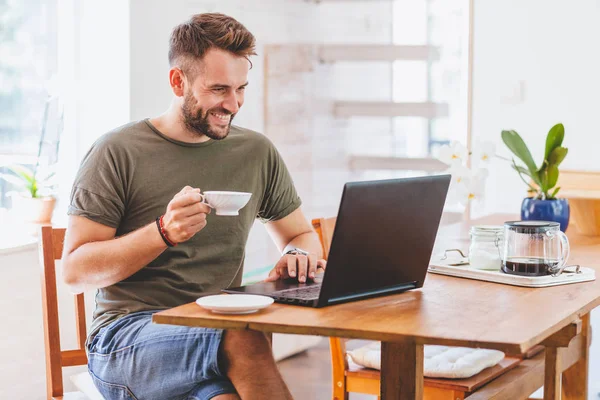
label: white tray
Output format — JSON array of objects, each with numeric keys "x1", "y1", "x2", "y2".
[{"x1": 428, "y1": 260, "x2": 596, "y2": 288}]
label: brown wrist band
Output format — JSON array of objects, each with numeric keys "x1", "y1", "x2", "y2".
[{"x1": 156, "y1": 215, "x2": 177, "y2": 247}]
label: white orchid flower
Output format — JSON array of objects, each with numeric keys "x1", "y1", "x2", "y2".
[
  {"x1": 456, "y1": 168, "x2": 487, "y2": 204},
  {"x1": 473, "y1": 142, "x2": 496, "y2": 163},
  {"x1": 448, "y1": 164, "x2": 472, "y2": 186},
  {"x1": 438, "y1": 141, "x2": 468, "y2": 166},
  {"x1": 444, "y1": 165, "x2": 470, "y2": 206}
]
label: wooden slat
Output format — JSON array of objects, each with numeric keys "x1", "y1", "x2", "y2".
[
  {"x1": 568, "y1": 197, "x2": 600, "y2": 236},
  {"x1": 559, "y1": 333, "x2": 584, "y2": 372},
  {"x1": 349, "y1": 155, "x2": 448, "y2": 172},
  {"x1": 318, "y1": 44, "x2": 440, "y2": 62},
  {"x1": 346, "y1": 372, "x2": 379, "y2": 395},
  {"x1": 465, "y1": 352, "x2": 545, "y2": 400},
  {"x1": 311, "y1": 217, "x2": 336, "y2": 260},
  {"x1": 424, "y1": 357, "x2": 520, "y2": 392},
  {"x1": 381, "y1": 341, "x2": 424, "y2": 400},
  {"x1": 59, "y1": 392, "x2": 91, "y2": 400},
  {"x1": 543, "y1": 347, "x2": 561, "y2": 400},
  {"x1": 556, "y1": 170, "x2": 600, "y2": 192},
  {"x1": 333, "y1": 101, "x2": 449, "y2": 118},
  {"x1": 74, "y1": 294, "x2": 87, "y2": 350},
  {"x1": 561, "y1": 312, "x2": 590, "y2": 399},
  {"x1": 346, "y1": 356, "x2": 520, "y2": 393},
  {"x1": 61, "y1": 349, "x2": 88, "y2": 367},
  {"x1": 345, "y1": 375, "x2": 467, "y2": 400},
  {"x1": 39, "y1": 226, "x2": 64, "y2": 399},
  {"x1": 52, "y1": 228, "x2": 66, "y2": 260},
  {"x1": 329, "y1": 338, "x2": 349, "y2": 400},
  {"x1": 540, "y1": 320, "x2": 581, "y2": 347}
]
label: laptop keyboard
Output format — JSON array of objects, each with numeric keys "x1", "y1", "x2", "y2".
[{"x1": 270, "y1": 284, "x2": 322, "y2": 300}]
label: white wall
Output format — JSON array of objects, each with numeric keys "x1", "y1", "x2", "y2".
[{"x1": 471, "y1": 0, "x2": 600, "y2": 217}]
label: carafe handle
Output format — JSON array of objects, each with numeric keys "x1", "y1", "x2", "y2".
[{"x1": 549, "y1": 230, "x2": 570, "y2": 276}]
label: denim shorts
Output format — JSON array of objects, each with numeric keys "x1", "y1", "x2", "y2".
[{"x1": 87, "y1": 310, "x2": 237, "y2": 400}]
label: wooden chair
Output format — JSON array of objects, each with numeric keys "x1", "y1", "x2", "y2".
[
  {"x1": 311, "y1": 217, "x2": 545, "y2": 400},
  {"x1": 39, "y1": 226, "x2": 103, "y2": 400},
  {"x1": 556, "y1": 170, "x2": 600, "y2": 236}
]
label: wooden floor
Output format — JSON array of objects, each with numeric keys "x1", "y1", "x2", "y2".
[{"x1": 277, "y1": 339, "x2": 374, "y2": 400}]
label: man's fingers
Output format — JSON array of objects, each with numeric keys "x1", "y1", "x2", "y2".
[
  {"x1": 169, "y1": 192, "x2": 204, "y2": 210},
  {"x1": 317, "y1": 259, "x2": 327, "y2": 271},
  {"x1": 264, "y1": 268, "x2": 280, "y2": 282},
  {"x1": 307, "y1": 253, "x2": 317, "y2": 279},
  {"x1": 286, "y1": 255, "x2": 296, "y2": 279},
  {"x1": 296, "y1": 255, "x2": 308, "y2": 283},
  {"x1": 179, "y1": 201, "x2": 212, "y2": 217},
  {"x1": 271, "y1": 258, "x2": 290, "y2": 280},
  {"x1": 175, "y1": 186, "x2": 199, "y2": 197}
]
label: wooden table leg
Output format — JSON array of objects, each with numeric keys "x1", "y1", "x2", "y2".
[
  {"x1": 562, "y1": 312, "x2": 590, "y2": 400},
  {"x1": 381, "y1": 340, "x2": 424, "y2": 400},
  {"x1": 544, "y1": 346, "x2": 562, "y2": 400}
]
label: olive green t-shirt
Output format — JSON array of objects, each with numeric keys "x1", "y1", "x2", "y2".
[{"x1": 68, "y1": 120, "x2": 301, "y2": 340}]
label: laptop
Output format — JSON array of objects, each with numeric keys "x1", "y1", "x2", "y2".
[{"x1": 224, "y1": 174, "x2": 451, "y2": 307}]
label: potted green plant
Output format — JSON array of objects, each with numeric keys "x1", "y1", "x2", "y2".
[
  {"x1": 501, "y1": 123, "x2": 569, "y2": 231},
  {"x1": 0, "y1": 164, "x2": 57, "y2": 223}
]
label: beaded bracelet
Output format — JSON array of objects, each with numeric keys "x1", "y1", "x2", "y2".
[{"x1": 156, "y1": 215, "x2": 177, "y2": 247}]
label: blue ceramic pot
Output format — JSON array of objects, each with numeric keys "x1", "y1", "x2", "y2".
[{"x1": 520, "y1": 198, "x2": 570, "y2": 232}]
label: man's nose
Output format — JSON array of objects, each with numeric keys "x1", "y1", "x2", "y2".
[{"x1": 222, "y1": 91, "x2": 240, "y2": 114}]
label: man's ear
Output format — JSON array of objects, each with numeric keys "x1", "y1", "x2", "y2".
[{"x1": 169, "y1": 67, "x2": 185, "y2": 97}]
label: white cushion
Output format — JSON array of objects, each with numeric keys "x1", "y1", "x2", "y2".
[
  {"x1": 70, "y1": 372, "x2": 105, "y2": 400},
  {"x1": 272, "y1": 333, "x2": 322, "y2": 361},
  {"x1": 347, "y1": 342, "x2": 505, "y2": 379}
]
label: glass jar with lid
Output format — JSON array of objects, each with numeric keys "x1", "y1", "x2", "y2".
[{"x1": 468, "y1": 225, "x2": 504, "y2": 270}]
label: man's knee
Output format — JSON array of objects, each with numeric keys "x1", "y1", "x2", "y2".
[
  {"x1": 220, "y1": 330, "x2": 273, "y2": 370},
  {"x1": 211, "y1": 394, "x2": 241, "y2": 400}
]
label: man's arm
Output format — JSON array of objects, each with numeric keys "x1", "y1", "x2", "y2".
[
  {"x1": 61, "y1": 216, "x2": 168, "y2": 293},
  {"x1": 62, "y1": 186, "x2": 210, "y2": 293},
  {"x1": 264, "y1": 207, "x2": 325, "y2": 283}
]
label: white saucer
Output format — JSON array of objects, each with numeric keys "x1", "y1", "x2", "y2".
[{"x1": 196, "y1": 294, "x2": 274, "y2": 314}]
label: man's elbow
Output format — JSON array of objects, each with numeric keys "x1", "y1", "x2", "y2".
[{"x1": 61, "y1": 255, "x2": 85, "y2": 294}]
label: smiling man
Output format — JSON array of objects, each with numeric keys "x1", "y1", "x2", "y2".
[{"x1": 61, "y1": 13, "x2": 325, "y2": 400}]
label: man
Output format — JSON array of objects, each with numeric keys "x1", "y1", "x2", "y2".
[{"x1": 62, "y1": 13, "x2": 325, "y2": 400}]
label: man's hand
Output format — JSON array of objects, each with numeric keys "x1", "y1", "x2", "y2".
[
  {"x1": 265, "y1": 252, "x2": 327, "y2": 283},
  {"x1": 162, "y1": 186, "x2": 211, "y2": 244}
]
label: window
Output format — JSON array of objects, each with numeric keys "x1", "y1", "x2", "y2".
[{"x1": 0, "y1": 0, "x2": 58, "y2": 208}]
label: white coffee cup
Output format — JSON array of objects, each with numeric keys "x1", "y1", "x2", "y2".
[{"x1": 200, "y1": 191, "x2": 252, "y2": 216}]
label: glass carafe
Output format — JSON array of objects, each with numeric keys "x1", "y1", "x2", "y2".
[{"x1": 501, "y1": 221, "x2": 570, "y2": 276}]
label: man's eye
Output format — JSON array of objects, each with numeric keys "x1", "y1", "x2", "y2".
[
  {"x1": 213, "y1": 88, "x2": 226, "y2": 93},
  {"x1": 238, "y1": 87, "x2": 246, "y2": 92}
]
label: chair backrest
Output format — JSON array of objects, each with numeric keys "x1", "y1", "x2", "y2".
[
  {"x1": 528, "y1": 169, "x2": 600, "y2": 194},
  {"x1": 311, "y1": 217, "x2": 336, "y2": 261},
  {"x1": 556, "y1": 170, "x2": 600, "y2": 192},
  {"x1": 39, "y1": 226, "x2": 88, "y2": 399}
]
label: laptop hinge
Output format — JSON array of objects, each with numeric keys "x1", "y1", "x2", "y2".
[{"x1": 325, "y1": 282, "x2": 417, "y2": 306}]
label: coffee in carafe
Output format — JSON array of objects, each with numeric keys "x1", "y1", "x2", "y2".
[
  {"x1": 502, "y1": 257, "x2": 560, "y2": 276},
  {"x1": 501, "y1": 221, "x2": 570, "y2": 277}
]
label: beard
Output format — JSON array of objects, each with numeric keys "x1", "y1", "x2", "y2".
[{"x1": 181, "y1": 92, "x2": 235, "y2": 140}]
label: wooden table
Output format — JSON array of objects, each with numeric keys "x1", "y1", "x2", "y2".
[{"x1": 153, "y1": 214, "x2": 600, "y2": 399}]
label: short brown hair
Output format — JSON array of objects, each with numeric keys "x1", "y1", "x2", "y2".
[{"x1": 168, "y1": 13, "x2": 257, "y2": 75}]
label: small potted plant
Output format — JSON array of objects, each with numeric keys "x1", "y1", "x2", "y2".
[
  {"x1": 1, "y1": 164, "x2": 57, "y2": 223},
  {"x1": 501, "y1": 123, "x2": 569, "y2": 231}
]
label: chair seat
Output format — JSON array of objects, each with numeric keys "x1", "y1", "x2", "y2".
[
  {"x1": 70, "y1": 372, "x2": 104, "y2": 400},
  {"x1": 347, "y1": 356, "x2": 521, "y2": 393},
  {"x1": 54, "y1": 392, "x2": 91, "y2": 400}
]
